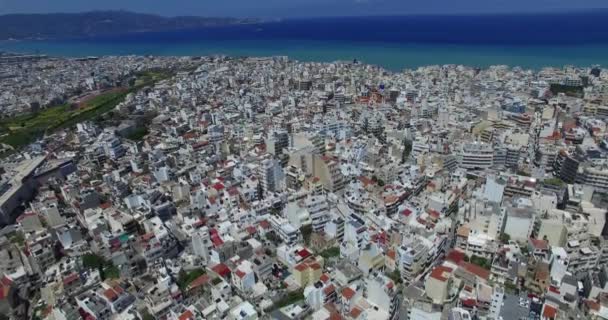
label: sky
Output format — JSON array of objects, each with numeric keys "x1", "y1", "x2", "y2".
[{"x1": 0, "y1": 0, "x2": 607, "y2": 17}]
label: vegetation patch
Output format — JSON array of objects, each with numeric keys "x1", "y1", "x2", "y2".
[
  {"x1": 319, "y1": 247, "x2": 340, "y2": 259},
  {"x1": 81, "y1": 253, "x2": 121, "y2": 280},
  {"x1": 177, "y1": 268, "x2": 207, "y2": 291},
  {"x1": 0, "y1": 70, "x2": 173, "y2": 148}
]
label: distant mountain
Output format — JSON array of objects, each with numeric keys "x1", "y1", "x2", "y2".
[{"x1": 0, "y1": 11, "x2": 258, "y2": 40}]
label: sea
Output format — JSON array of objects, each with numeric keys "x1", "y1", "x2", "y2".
[{"x1": 2, "y1": 12, "x2": 608, "y2": 71}]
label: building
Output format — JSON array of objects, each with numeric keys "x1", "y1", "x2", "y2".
[
  {"x1": 425, "y1": 265, "x2": 453, "y2": 304},
  {"x1": 312, "y1": 155, "x2": 345, "y2": 193},
  {"x1": 257, "y1": 158, "x2": 284, "y2": 194},
  {"x1": 488, "y1": 286, "x2": 504, "y2": 319},
  {"x1": 579, "y1": 166, "x2": 608, "y2": 193},
  {"x1": 458, "y1": 142, "x2": 494, "y2": 170},
  {"x1": 366, "y1": 273, "x2": 399, "y2": 319},
  {"x1": 0, "y1": 156, "x2": 46, "y2": 225},
  {"x1": 306, "y1": 195, "x2": 330, "y2": 232},
  {"x1": 232, "y1": 260, "x2": 256, "y2": 293},
  {"x1": 192, "y1": 227, "x2": 212, "y2": 263}
]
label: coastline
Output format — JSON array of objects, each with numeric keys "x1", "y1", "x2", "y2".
[{"x1": 2, "y1": 39, "x2": 607, "y2": 71}]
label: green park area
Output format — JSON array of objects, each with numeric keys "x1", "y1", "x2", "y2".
[{"x1": 0, "y1": 70, "x2": 172, "y2": 148}]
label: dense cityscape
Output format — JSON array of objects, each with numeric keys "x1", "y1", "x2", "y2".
[{"x1": 1, "y1": 53, "x2": 608, "y2": 320}]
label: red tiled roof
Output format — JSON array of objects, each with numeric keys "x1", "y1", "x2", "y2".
[
  {"x1": 294, "y1": 264, "x2": 308, "y2": 272},
  {"x1": 459, "y1": 261, "x2": 491, "y2": 280},
  {"x1": 530, "y1": 238, "x2": 549, "y2": 250},
  {"x1": 297, "y1": 249, "x2": 312, "y2": 259},
  {"x1": 178, "y1": 310, "x2": 194, "y2": 320},
  {"x1": 358, "y1": 176, "x2": 374, "y2": 187},
  {"x1": 189, "y1": 274, "x2": 210, "y2": 289},
  {"x1": 259, "y1": 220, "x2": 271, "y2": 229},
  {"x1": 246, "y1": 226, "x2": 257, "y2": 235},
  {"x1": 323, "y1": 284, "x2": 336, "y2": 295},
  {"x1": 342, "y1": 287, "x2": 356, "y2": 300},
  {"x1": 0, "y1": 280, "x2": 10, "y2": 300},
  {"x1": 211, "y1": 237, "x2": 224, "y2": 247},
  {"x1": 235, "y1": 269, "x2": 247, "y2": 279},
  {"x1": 386, "y1": 281, "x2": 394, "y2": 290},
  {"x1": 428, "y1": 209, "x2": 440, "y2": 219},
  {"x1": 182, "y1": 132, "x2": 197, "y2": 140},
  {"x1": 543, "y1": 304, "x2": 558, "y2": 319},
  {"x1": 99, "y1": 202, "x2": 112, "y2": 209},
  {"x1": 227, "y1": 187, "x2": 239, "y2": 196},
  {"x1": 103, "y1": 288, "x2": 118, "y2": 301},
  {"x1": 141, "y1": 232, "x2": 155, "y2": 242},
  {"x1": 585, "y1": 299, "x2": 600, "y2": 311},
  {"x1": 212, "y1": 183, "x2": 225, "y2": 191},
  {"x1": 430, "y1": 265, "x2": 453, "y2": 282},
  {"x1": 462, "y1": 298, "x2": 477, "y2": 308},
  {"x1": 1, "y1": 276, "x2": 13, "y2": 287},
  {"x1": 387, "y1": 249, "x2": 396, "y2": 260},
  {"x1": 402, "y1": 209, "x2": 412, "y2": 216},
  {"x1": 211, "y1": 263, "x2": 231, "y2": 277},
  {"x1": 350, "y1": 307, "x2": 363, "y2": 319},
  {"x1": 63, "y1": 273, "x2": 79, "y2": 285},
  {"x1": 446, "y1": 249, "x2": 466, "y2": 264},
  {"x1": 309, "y1": 263, "x2": 321, "y2": 270},
  {"x1": 320, "y1": 274, "x2": 330, "y2": 283}
]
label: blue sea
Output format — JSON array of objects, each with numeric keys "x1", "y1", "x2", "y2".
[{"x1": 2, "y1": 12, "x2": 608, "y2": 71}]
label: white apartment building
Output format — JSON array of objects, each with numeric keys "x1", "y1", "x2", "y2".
[
  {"x1": 306, "y1": 195, "x2": 330, "y2": 232},
  {"x1": 458, "y1": 142, "x2": 494, "y2": 170}
]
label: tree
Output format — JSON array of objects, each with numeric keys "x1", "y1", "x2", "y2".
[
  {"x1": 499, "y1": 233, "x2": 511, "y2": 244},
  {"x1": 402, "y1": 139, "x2": 412, "y2": 163},
  {"x1": 300, "y1": 225, "x2": 313, "y2": 245},
  {"x1": 266, "y1": 231, "x2": 281, "y2": 244},
  {"x1": 177, "y1": 268, "x2": 206, "y2": 291},
  {"x1": 469, "y1": 255, "x2": 491, "y2": 270},
  {"x1": 141, "y1": 310, "x2": 155, "y2": 320},
  {"x1": 387, "y1": 269, "x2": 403, "y2": 284},
  {"x1": 319, "y1": 247, "x2": 340, "y2": 259},
  {"x1": 257, "y1": 181, "x2": 264, "y2": 200},
  {"x1": 82, "y1": 253, "x2": 121, "y2": 280}
]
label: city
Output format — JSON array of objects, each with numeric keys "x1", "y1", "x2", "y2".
[{"x1": 0, "y1": 53, "x2": 608, "y2": 320}]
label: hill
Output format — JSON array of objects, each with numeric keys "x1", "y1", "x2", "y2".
[{"x1": 0, "y1": 11, "x2": 257, "y2": 40}]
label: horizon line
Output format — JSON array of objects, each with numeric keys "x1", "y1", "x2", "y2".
[{"x1": 0, "y1": 7, "x2": 607, "y2": 20}]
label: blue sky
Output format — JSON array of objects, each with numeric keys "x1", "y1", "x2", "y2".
[{"x1": 0, "y1": 0, "x2": 606, "y2": 17}]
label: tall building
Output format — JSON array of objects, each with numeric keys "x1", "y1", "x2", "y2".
[
  {"x1": 266, "y1": 129, "x2": 290, "y2": 155},
  {"x1": 102, "y1": 135, "x2": 125, "y2": 160},
  {"x1": 312, "y1": 155, "x2": 345, "y2": 193},
  {"x1": 192, "y1": 226, "x2": 211, "y2": 263},
  {"x1": 579, "y1": 166, "x2": 608, "y2": 193},
  {"x1": 554, "y1": 150, "x2": 582, "y2": 183},
  {"x1": 488, "y1": 286, "x2": 504, "y2": 319},
  {"x1": 306, "y1": 195, "x2": 330, "y2": 232},
  {"x1": 257, "y1": 158, "x2": 284, "y2": 194},
  {"x1": 458, "y1": 142, "x2": 494, "y2": 170}
]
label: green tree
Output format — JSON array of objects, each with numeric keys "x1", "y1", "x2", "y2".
[
  {"x1": 272, "y1": 289, "x2": 305, "y2": 310},
  {"x1": 319, "y1": 247, "x2": 340, "y2": 259},
  {"x1": 141, "y1": 309, "x2": 155, "y2": 320},
  {"x1": 469, "y1": 255, "x2": 491, "y2": 270},
  {"x1": 300, "y1": 225, "x2": 313, "y2": 245},
  {"x1": 402, "y1": 139, "x2": 412, "y2": 163},
  {"x1": 177, "y1": 268, "x2": 207, "y2": 291},
  {"x1": 387, "y1": 269, "x2": 403, "y2": 284},
  {"x1": 499, "y1": 233, "x2": 511, "y2": 244}
]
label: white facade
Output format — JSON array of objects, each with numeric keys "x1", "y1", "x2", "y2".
[
  {"x1": 192, "y1": 226, "x2": 211, "y2": 263},
  {"x1": 458, "y1": 142, "x2": 494, "y2": 170}
]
